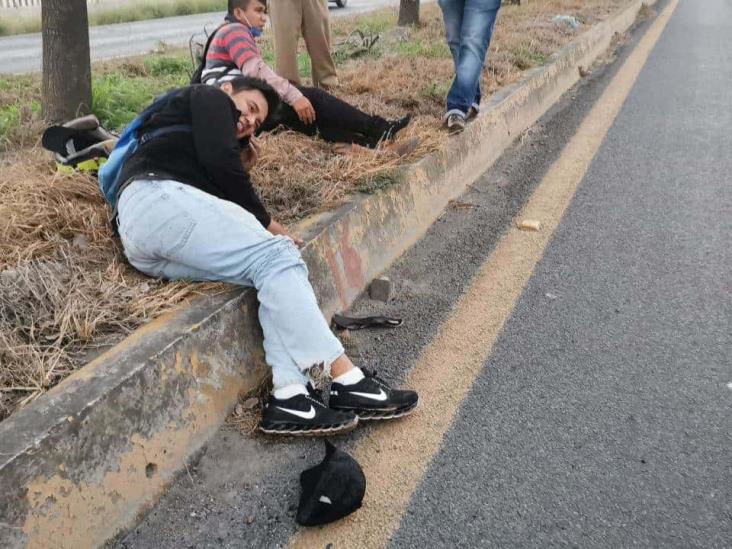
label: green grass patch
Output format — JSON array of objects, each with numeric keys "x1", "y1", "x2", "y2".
[
  {"x1": 92, "y1": 74, "x2": 159, "y2": 131},
  {"x1": 0, "y1": 0, "x2": 226, "y2": 37},
  {"x1": 0, "y1": 102, "x2": 41, "y2": 144},
  {"x1": 259, "y1": 40, "x2": 276, "y2": 67},
  {"x1": 353, "y1": 12, "x2": 393, "y2": 36},
  {"x1": 419, "y1": 79, "x2": 452, "y2": 102},
  {"x1": 91, "y1": 0, "x2": 225, "y2": 26},
  {"x1": 0, "y1": 13, "x2": 39, "y2": 36},
  {"x1": 394, "y1": 38, "x2": 450, "y2": 59},
  {"x1": 0, "y1": 73, "x2": 38, "y2": 95},
  {"x1": 330, "y1": 11, "x2": 395, "y2": 65},
  {"x1": 0, "y1": 49, "x2": 193, "y2": 148},
  {"x1": 257, "y1": 40, "x2": 311, "y2": 78},
  {"x1": 297, "y1": 51, "x2": 312, "y2": 79},
  {"x1": 143, "y1": 55, "x2": 193, "y2": 78},
  {"x1": 0, "y1": 73, "x2": 42, "y2": 147},
  {"x1": 510, "y1": 42, "x2": 549, "y2": 70},
  {"x1": 92, "y1": 53, "x2": 191, "y2": 131}
]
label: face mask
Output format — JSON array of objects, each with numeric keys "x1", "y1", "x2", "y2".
[{"x1": 242, "y1": 14, "x2": 263, "y2": 38}]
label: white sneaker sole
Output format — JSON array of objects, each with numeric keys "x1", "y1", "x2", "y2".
[
  {"x1": 338, "y1": 398, "x2": 420, "y2": 421},
  {"x1": 259, "y1": 417, "x2": 358, "y2": 437}
]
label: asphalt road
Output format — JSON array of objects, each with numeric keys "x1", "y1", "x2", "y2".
[
  {"x1": 392, "y1": 0, "x2": 731, "y2": 546},
  {"x1": 0, "y1": 0, "x2": 403, "y2": 74},
  {"x1": 119, "y1": 0, "x2": 730, "y2": 547}
]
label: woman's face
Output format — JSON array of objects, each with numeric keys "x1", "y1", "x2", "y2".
[{"x1": 221, "y1": 84, "x2": 269, "y2": 139}]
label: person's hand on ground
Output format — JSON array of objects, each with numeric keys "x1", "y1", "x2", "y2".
[
  {"x1": 332, "y1": 139, "x2": 419, "y2": 157},
  {"x1": 240, "y1": 138, "x2": 260, "y2": 172},
  {"x1": 267, "y1": 219, "x2": 305, "y2": 248},
  {"x1": 293, "y1": 97, "x2": 316, "y2": 125},
  {"x1": 333, "y1": 143, "x2": 370, "y2": 156}
]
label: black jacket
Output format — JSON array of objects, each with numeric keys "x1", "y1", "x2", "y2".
[{"x1": 119, "y1": 85, "x2": 270, "y2": 227}]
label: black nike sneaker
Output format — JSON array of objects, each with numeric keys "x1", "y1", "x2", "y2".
[
  {"x1": 260, "y1": 384, "x2": 358, "y2": 436},
  {"x1": 383, "y1": 114, "x2": 412, "y2": 141},
  {"x1": 329, "y1": 370, "x2": 419, "y2": 420}
]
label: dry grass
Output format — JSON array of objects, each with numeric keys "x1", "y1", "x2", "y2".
[
  {"x1": 252, "y1": 0, "x2": 625, "y2": 220},
  {"x1": 0, "y1": 0, "x2": 629, "y2": 420},
  {"x1": 252, "y1": 117, "x2": 440, "y2": 219},
  {"x1": 0, "y1": 157, "x2": 226, "y2": 417}
]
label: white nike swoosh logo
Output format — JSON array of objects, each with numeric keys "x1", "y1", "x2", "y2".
[
  {"x1": 276, "y1": 405, "x2": 316, "y2": 419},
  {"x1": 350, "y1": 389, "x2": 388, "y2": 401}
]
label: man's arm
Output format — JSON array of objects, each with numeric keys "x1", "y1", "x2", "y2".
[
  {"x1": 239, "y1": 56, "x2": 303, "y2": 105},
  {"x1": 217, "y1": 23, "x2": 315, "y2": 123},
  {"x1": 189, "y1": 86, "x2": 271, "y2": 228},
  {"x1": 219, "y1": 24, "x2": 303, "y2": 105},
  {"x1": 239, "y1": 57, "x2": 316, "y2": 124}
]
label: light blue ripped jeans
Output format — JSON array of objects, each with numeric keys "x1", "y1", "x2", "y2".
[
  {"x1": 117, "y1": 179, "x2": 344, "y2": 389},
  {"x1": 438, "y1": 0, "x2": 501, "y2": 117}
]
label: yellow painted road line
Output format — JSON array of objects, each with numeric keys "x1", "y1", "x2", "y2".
[{"x1": 291, "y1": 1, "x2": 679, "y2": 547}]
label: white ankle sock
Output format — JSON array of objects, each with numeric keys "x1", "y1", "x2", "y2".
[
  {"x1": 273, "y1": 383, "x2": 308, "y2": 400},
  {"x1": 333, "y1": 367, "x2": 365, "y2": 386}
]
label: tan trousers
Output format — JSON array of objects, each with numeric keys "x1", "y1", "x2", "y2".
[{"x1": 269, "y1": 0, "x2": 339, "y2": 88}]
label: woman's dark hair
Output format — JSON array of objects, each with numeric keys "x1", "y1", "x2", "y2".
[{"x1": 226, "y1": 76, "x2": 281, "y2": 124}]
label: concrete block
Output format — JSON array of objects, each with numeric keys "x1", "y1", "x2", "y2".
[{"x1": 369, "y1": 277, "x2": 393, "y2": 302}]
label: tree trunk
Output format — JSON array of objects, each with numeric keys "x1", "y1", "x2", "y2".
[
  {"x1": 398, "y1": 0, "x2": 420, "y2": 26},
  {"x1": 42, "y1": 0, "x2": 92, "y2": 123}
]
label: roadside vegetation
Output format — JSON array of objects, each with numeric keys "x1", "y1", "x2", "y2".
[
  {"x1": 0, "y1": 0, "x2": 226, "y2": 37},
  {"x1": 0, "y1": 0, "x2": 627, "y2": 420}
]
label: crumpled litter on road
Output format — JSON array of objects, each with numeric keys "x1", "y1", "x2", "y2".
[
  {"x1": 553, "y1": 15, "x2": 582, "y2": 29},
  {"x1": 517, "y1": 219, "x2": 542, "y2": 231}
]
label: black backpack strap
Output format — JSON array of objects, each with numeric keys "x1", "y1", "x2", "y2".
[
  {"x1": 139, "y1": 124, "x2": 192, "y2": 145},
  {"x1": 191, "y1": 22, "x2": 227, "y2": 84}
]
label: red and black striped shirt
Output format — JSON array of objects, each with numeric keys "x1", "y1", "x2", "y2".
[{"x1": 203, "y1": 16, "x2": 260, "y2": 82}]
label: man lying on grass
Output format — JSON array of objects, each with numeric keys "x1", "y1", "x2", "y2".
[
  {"x1": 197, "y1": 0, "x2": 414, "y2": 154},
  {"x1": 115, "y1": 76, "x2": 419, "y2": 435}
]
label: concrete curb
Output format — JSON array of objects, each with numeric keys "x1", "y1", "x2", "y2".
[{"x1": 0, "y1": 1, "x2": 656, "y2": 546}]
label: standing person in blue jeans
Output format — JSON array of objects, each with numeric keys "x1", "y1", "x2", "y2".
[
  {"x1": 438, "y1": 0, "x2": 502, "y2": 133},
  {"x1": 115, "y1": 77, "x2": 418, "y2": 436}
]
